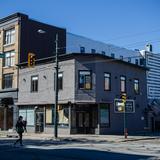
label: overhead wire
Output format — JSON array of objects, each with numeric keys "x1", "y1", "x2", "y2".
[{"x1": 105, "y1": 28, "x2": 160, "y2": 42}]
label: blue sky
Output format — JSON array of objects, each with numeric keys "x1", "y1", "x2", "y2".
[{"x1": 1, "y1": 0, "x2": 160, "y2": 52}]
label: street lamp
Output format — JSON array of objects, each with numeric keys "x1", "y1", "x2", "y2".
[
  {"x1": 54, "y1": 33, "x2": 59, "y2": 138},
  {"x1": 37, "y1": 30, "x2": 59, "y2": 138}
]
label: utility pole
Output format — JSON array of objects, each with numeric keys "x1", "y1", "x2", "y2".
[
  {"x1": 0, "y1": 53, "x2": 6, "y2": 130},
  {"x1": 123, "y1": 102, "x2": 127, "y2": 139},
  {"x1": 54, "y1": 33, "x2": 58, "y2": 138}
]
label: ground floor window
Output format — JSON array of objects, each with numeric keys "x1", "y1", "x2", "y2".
[
  {"x1": 58, "y1": 105, "x2": 69, "y2": 126},
  {"x1": 100, "y1": 104, "x2": 110, "y2": 127},
  {"x1": 45, "y1": 105, "x2": 69, "y2": 127},
  {"x1": 19, "y1": 108, "x2": 34, "y2": 126},
  {"x1": 45, "y1": 106, "x2": 53, "y2": 124}
]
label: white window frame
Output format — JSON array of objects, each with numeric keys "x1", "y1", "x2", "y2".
[
  {"x1": 4, "y1": 51, "x2": 15, "y2": 67},
  {"x1": 4, "y1": 28, "x2": 15, "y2": 45}
]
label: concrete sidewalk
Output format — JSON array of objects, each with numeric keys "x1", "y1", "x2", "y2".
[
  {"x1": 25, "y1": 133, "x2": 159, "y2": 143},
  {"x1": 0, "y1": 131, "x2": 159, "y2": 143}
]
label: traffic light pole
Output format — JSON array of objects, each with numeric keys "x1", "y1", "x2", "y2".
[
  {"x1": 54, "y1": 33, "x2": 58, "y2": 138},
  {"x1": 121, "y1": 93, "x2": 128, "y2": 139},
  {"x1": 123, "y1": 102, "x2": 127, "y2": 138}
]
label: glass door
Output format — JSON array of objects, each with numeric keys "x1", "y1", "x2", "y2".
[
  {"x1": 76, "y1": 111, "x2": 91, "y2": 134},
  {"x1": 35, "y1": 112, "x2": 44, "y2": 132}
]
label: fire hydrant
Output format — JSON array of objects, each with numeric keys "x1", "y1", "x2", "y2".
[{"x1": 124, "y1": 128, "x2": 128, "y2": 139}]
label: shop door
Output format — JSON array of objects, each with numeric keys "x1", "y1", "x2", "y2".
[
  {"x1": 76, "y1": 111, "x2": 91, "y2": 134},
  {"x1": 35, "y1": 112, "x2": 44, "y2": 133}
]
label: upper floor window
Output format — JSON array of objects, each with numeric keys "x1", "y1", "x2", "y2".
[
  {"x1": 79, "y1": 70, "x2": 92, "y2": 90},
  {"x1": 134, "y1": 79, "x2": 139, "y2": 94},
  {"x1": 58, "y1": 73, "x2": 63, "y2": 90},
  {"x1": 4, "y1": 28, "x2": 15, "y2": 45},
  {"x1": 4, "y1": 51, "x2": 15, "y2": 67},
  {"x1": 80, "y1": 47, "x2": 85, "y2": 53},
  {"x1": 104, "y1": 73, "x2": 111, "y2": 91},
  {"x1": 120, "y1": 76, "x2": 126, "y2": 93},
  {"x1": 3, "y1": 73, "x2": 13, "y2": 89},
  {"x1": 91, "y1": 49, "x2": 96, "y2": 54},
  {"x1": 31, "y1": 75, "x2": 38, "y2": 92},
  {"x1": 54, "y1": 72, "x2": 63, "y2": 90}
]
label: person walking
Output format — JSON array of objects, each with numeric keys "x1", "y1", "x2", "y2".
[
  {"x1": 14, "y1": 116, "x2": 25, "y2": 146},
  {"x1": 23, "y1": 119, "x2": 27, "y2": 133}
]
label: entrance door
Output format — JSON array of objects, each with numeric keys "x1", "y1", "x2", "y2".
[
  {"x1": 76, "y1": 111, "x2": 90, "y2": 134},
  {"x1": 35, "y1": 112, "x2": 44, "y2": 133}
]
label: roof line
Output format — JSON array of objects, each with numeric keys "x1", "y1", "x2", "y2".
[{"x1": 18, "y1": 53, "x2": 148, "y2": 70}]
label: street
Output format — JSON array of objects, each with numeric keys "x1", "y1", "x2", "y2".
[{"x1": 0, "y1": 135, "x2": 159, "y2": 160}]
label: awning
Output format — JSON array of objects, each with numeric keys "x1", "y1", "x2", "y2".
[{"x1": 0, "y1": 97, "x2": 14, "y2": 106}]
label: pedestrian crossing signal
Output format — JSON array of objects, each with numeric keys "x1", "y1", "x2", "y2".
[
  {"x1": 28, "y1": 53, "x2": 35, "y2": 67},
  {"x1": 121, "y1": 93, "x2": 127, "y2": 103}
]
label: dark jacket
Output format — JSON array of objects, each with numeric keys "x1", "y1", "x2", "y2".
[{"x1": 16, "y1": 120, "x2": 24, "y2": 133}]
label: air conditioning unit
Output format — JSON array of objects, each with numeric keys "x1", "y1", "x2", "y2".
[{"x1": 145, "y1": 44, "x2": 152, "y2": 52}]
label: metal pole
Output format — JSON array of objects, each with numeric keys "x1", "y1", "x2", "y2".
[
  {"x1": 124, "y1": 103, "x2": 126, "y2": 138},
  {"x1": 3, "y1": 107, "x2": 7, "y2": 130},
  {"x1": 54, "y1": 33, "x2": 58, "y2": 138},
  {"x1": 124, "y1": 102, "x2": 128, "y2": 138}
]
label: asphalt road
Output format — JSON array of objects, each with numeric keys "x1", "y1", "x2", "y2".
[{"x1": 0, "y1": 138, "x2": 159, "y2": 160}]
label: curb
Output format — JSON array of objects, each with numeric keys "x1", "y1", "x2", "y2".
[{"x1": 121, "y1": 137, "x2": 158, "y2": 142}]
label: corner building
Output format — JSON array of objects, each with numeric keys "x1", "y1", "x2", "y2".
[{"x1": 17, "y1": 54, "x2": 147, "y2": 135}]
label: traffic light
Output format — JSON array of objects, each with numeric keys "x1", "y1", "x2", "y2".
[
  {"x1": 121, "y1": 93, "x2": 127, "y2": 103},
  {"x1": 28, "y1": 53, "x2": 35, "y2": 67}
]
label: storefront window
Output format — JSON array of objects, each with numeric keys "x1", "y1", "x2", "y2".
[
  {"x1": 19, "y1": 108, "x2": 34, "y2": 126},
  {"x1": 45, "y1": 105, "x2": 69, "y2": 127},
  {"x1": 100, "y1": 104, "x2": 110, "y2": 127},
  {"x1": 46, "y1": 107, "x2": 52, "y2": 124},
  {"x1": 58, "y1": 105, "x2": 69, "y2": 126}
]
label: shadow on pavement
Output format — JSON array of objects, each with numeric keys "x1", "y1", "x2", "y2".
[
  {"x1": 0, "y1": 137, "x2": 158, "y2": 160},
  {"x1": 0, "y1": 145, "x2": 157, "y2": 160},
  {"x1": 0, "y1": 137, "x2": 112, "y2": 146}
]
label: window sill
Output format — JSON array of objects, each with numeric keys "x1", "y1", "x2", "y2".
[
  {"x1": 3, "y1": 66, "x2": 15, "y2": 69},
  {"x1": 79, "y1": 88, "x2": 92, "y2": 90},
  {"x1": 0, "y1": 88, "x2": 18, "y2": 93},
  {"x1": 3, "y1": 43, "x2": 15, "y2": 47},
  {"x1": 100, "y1": 124, "x2": 110, "y2": 128},
  {"x1": 45, "y1": 124, "x2": 69, "y2": 128},
  {"x1": 104, "y1": 89, "x2": 111, "y2": 91}
]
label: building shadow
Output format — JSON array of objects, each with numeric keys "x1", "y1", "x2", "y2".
[{"x1": 0, "y1": 139, "x2": 157, "y2": 160}]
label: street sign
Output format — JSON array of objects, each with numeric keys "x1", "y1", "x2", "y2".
[{"x1": 114, "y1": 99, "x2": 135, "y2": 113}]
